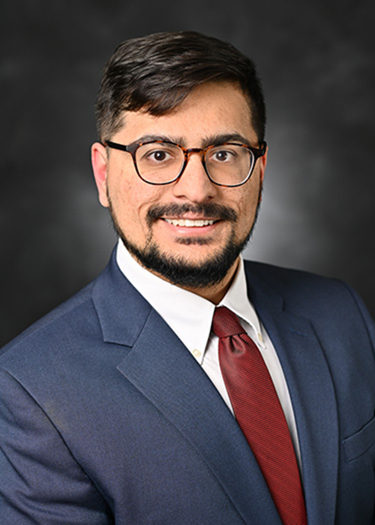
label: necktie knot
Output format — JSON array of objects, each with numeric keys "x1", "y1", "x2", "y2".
[{"x1": 212, "y1": 306, "x2": 245, "y2": 339}]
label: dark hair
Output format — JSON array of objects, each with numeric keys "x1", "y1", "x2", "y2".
[{"x1": 95, "y1": 31, "x2": 266, "y2": 142}]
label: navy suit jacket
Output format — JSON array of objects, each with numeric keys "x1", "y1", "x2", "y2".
[{"x1": 1, "y1": 251, "x2": 375, "y2": 524}]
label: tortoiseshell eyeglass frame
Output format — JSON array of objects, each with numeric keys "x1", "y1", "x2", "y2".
[{"x1": 103, "y1": 139, "x2": 267, "y2": 187}]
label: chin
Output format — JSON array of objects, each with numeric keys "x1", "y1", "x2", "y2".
[{"x1": 118, "y1": 230, "x2": 249, "y2": 289}]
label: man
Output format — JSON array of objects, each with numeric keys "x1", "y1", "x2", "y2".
[{"x1": 1, "y1": 31, "x2": 374, "y2": 524}]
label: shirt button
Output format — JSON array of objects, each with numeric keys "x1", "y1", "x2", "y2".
[
  {"x1": 193, "y1": 349, "x2": 202, "y2": 358},
  {"x1": 258, "y1": 333, "x2": 263, "y2": 342}
]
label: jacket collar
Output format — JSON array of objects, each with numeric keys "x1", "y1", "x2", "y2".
[{"x1": 92, "y1": 250, "x2": 153, "y2": 347}]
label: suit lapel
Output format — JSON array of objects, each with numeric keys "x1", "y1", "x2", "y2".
[
  {"x1": 92, "y1": 254, "x2": 282, "y2": 524},
  {"x1": 245, "y1": 264, "x2": 339, "y2": 525}
]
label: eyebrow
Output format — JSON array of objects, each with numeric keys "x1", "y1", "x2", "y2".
[
  {"x1": 132, "y1": 133, "x2": 253, "y2": 148},
  {"x1": 133, "y1": 134, "x2": 185, "y2": 146},
  {"x1": 201, "y1": 133, "x2": 252, "y2": 149}
]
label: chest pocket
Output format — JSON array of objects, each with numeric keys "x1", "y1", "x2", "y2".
[{"x1": 343, "y1": 414, "x2": 375, "y2": 463}]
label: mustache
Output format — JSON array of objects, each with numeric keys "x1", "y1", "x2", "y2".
[{"x1": 147, "y1": 203, "x2": 238, "y2": 225}]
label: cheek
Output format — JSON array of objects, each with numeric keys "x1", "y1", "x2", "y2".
[
  {"x1": 109, "y1": 173, "x2": 163, "y2": 225},
  {"x1": 232, "y1": 183, "x2": 261, "y2": 231}
]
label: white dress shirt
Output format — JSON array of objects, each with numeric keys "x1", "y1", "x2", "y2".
[{"x1": 116, "y1": 240, "x2": 302, "y2": 466}]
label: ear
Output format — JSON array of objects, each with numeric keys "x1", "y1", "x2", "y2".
[
  {"x1": 91, "y1": 142, "x2": 109, "y2": 208},
  {"x1": 259, "y1": 144, "x2": 268, "y2": 183}
]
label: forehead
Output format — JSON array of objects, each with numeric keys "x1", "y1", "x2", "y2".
[{"x1": 114, "y1": 82, "x2": 257, "y2": 145}]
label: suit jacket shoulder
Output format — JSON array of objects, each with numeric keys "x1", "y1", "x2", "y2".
[{"x1": 244, "y1": 259, "x2": 375, "y2": 342}]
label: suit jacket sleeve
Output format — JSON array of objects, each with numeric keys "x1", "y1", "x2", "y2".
[{"x1": 0, "y1": 367, "x2": 112, "y2": 524}]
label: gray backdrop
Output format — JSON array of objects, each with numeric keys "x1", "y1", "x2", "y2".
[{"x1": 1, "y1": 0, "x2": 374, "y2": 346}]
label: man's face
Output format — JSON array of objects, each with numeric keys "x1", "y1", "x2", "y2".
[{"x1": 92, "y1": 82, "x2": 267, "y2": 299}]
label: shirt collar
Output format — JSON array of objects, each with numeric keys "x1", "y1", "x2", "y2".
[
  {"x1": 116, "y1": 240, "x2": 264, "y2": 364},
  {"x1": 219, "y1": 257, "x2": 265, "y2": 348}
]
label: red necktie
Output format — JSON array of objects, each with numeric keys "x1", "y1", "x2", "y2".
[{"x1": 212, "y1": 306, "x2": 307, "y2": 525}]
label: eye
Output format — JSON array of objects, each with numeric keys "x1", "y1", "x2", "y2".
[
  {"x1": 146, "y1": 150, "x2": 172, "y2": 162},
  {"x1": 209, "y1": 147, "x2": 238, "y2": 163},
  {"x1": 138, "y1": 143, "x2": 179, "y2": 164},
  {"x1": 213, "y1": 150, "x2": 233, "y2": 162}
]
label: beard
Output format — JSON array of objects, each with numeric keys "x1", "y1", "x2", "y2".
[{"x1": 107, "y1": 194, "x2": 262, "y2": 289}]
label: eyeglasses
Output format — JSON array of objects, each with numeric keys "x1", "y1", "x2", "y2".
[{"x1": 104, "y1": 139, "x2": 267, "y2": 187}]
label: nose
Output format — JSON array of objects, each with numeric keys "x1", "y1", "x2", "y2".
[{"x1": 172, "y1": 150, "x2": 218, "y2": 203}]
